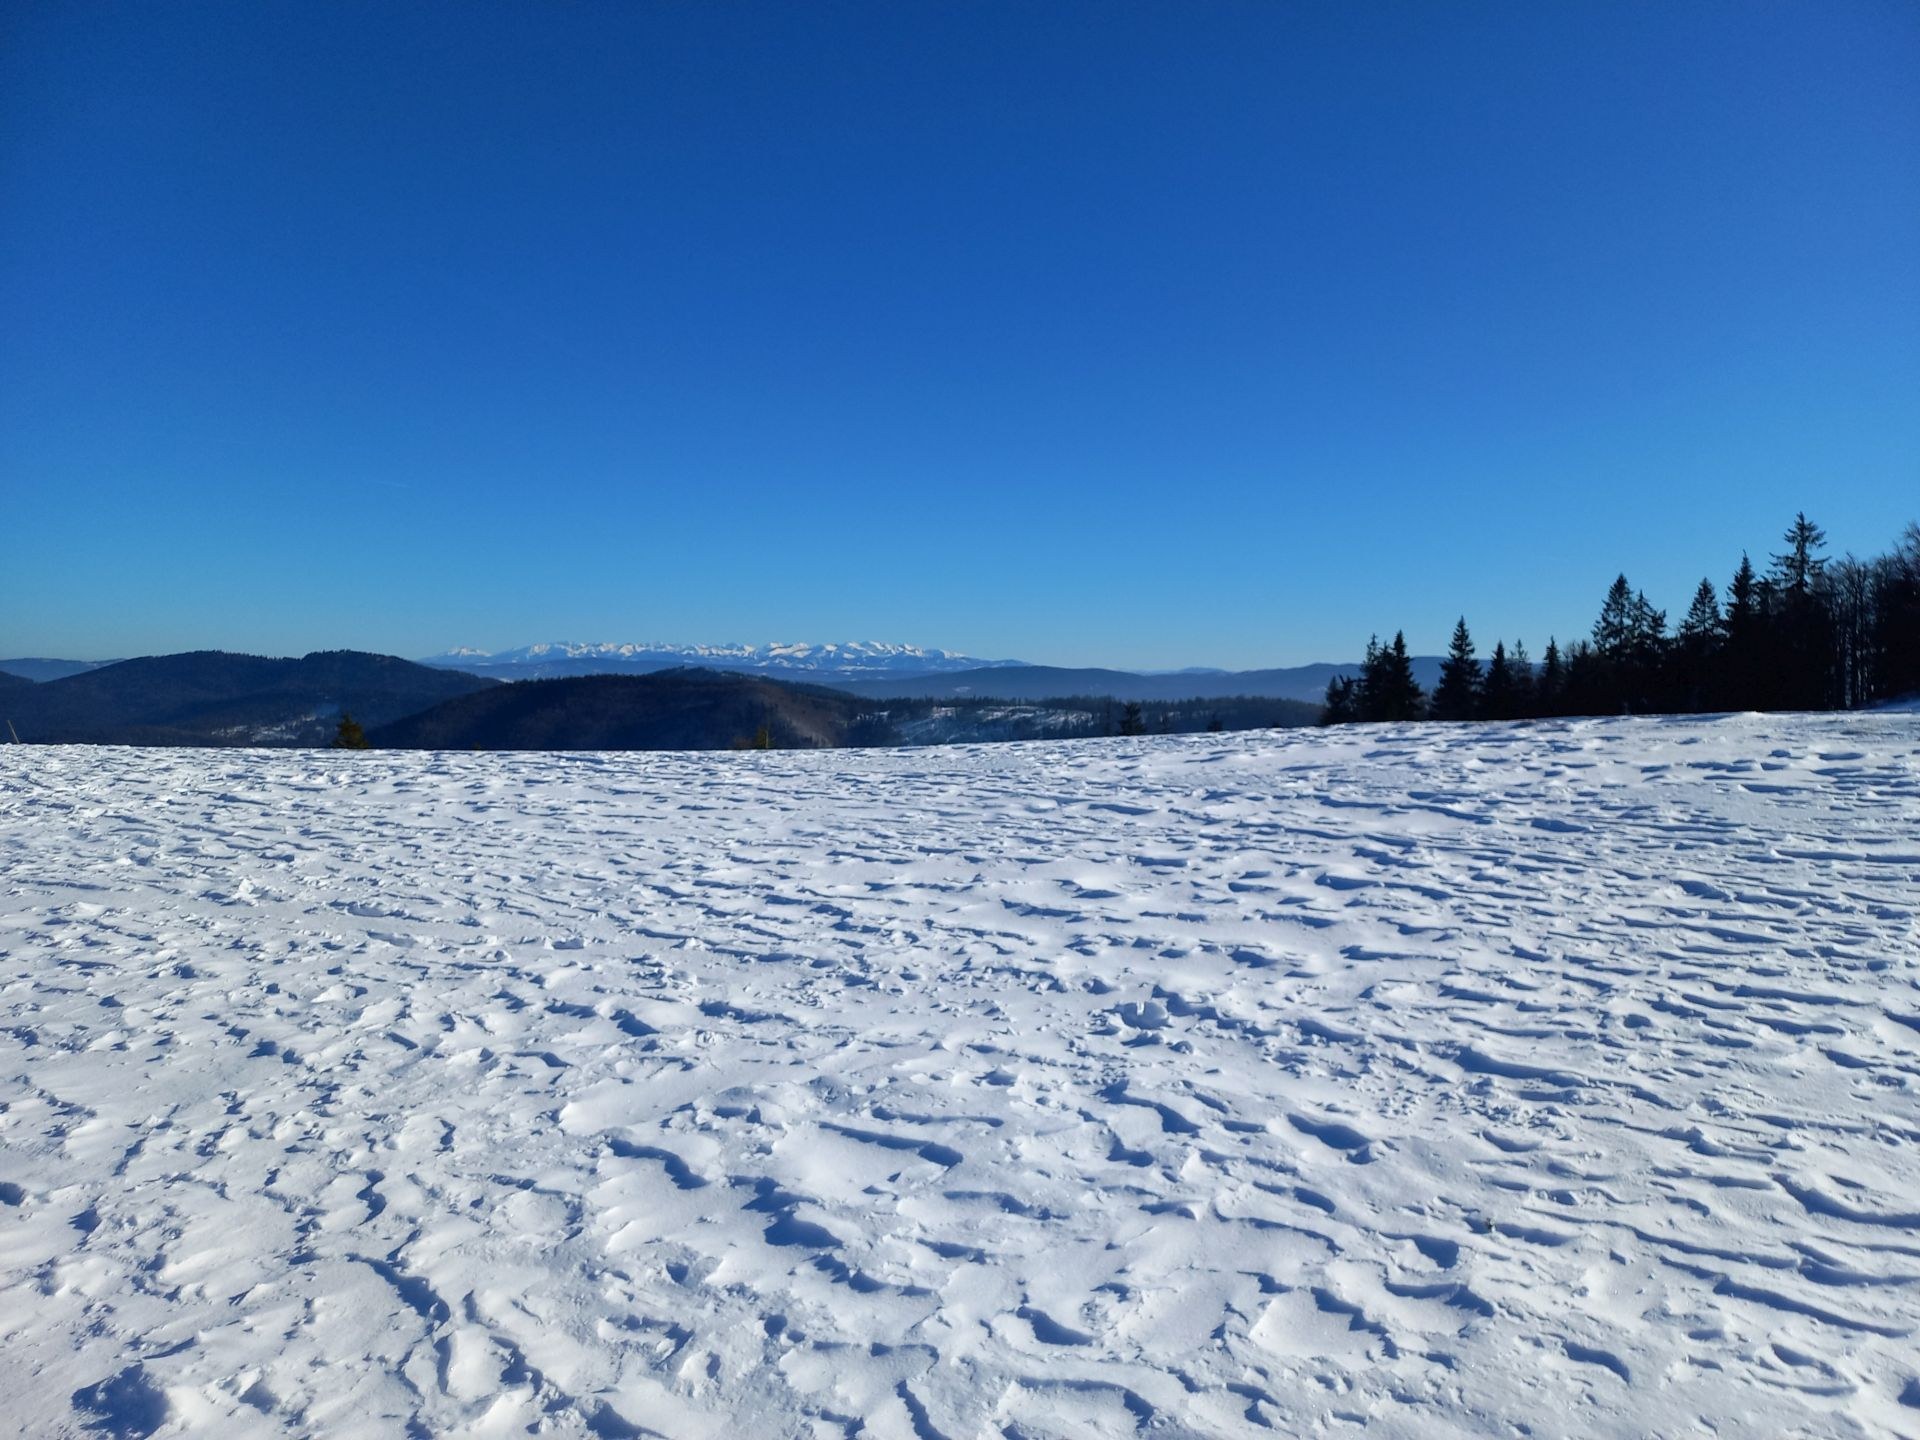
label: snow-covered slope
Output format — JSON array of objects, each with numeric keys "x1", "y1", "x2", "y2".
[
  {"x1": 421, "y1": 640, "x2": 1011, "y2": 680},
  {"x1": 3, "y1": 714, "x2": 1918, "y2": 1437}
]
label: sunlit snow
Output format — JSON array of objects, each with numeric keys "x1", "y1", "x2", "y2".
[{"x1": 3, "y1": 714, "x2": 1918, "y2": 1437}]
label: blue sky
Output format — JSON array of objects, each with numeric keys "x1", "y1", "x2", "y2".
[{"x1": 3, "y1": 2, "x2": 1915, "y2": 668}]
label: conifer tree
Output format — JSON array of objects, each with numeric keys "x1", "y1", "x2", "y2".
[
  {"x1": 1772, "y1": 512, "x2": 1828, "y2": 600},
  {"x1": 1677, "y1": 577, "x2": 1724, "y2": 710},
  {"x1": 1119, "y1": 701, "x2": 1146, "y2": 736},
  {"x1": 1722, "y1": 553, "x2": 1766, "y2": 709},
  {"x1": 1726, "y1": 553, "x2": 1759, "y2": 633},
  {"x1": 1509, "y1": 637, "x2": 1534, "y2": 715},
  {"x1": 1680, "y1": 578, "x2": 1722, "y2": 646},
  {"x1": 1482, "y1": 640, "x2": 1515, "y2": 720},
  {"x1": 1366, "y1": 631, "x2": 1425, "y2": 721},
  {"x1": 1355, "y1": 635, "x2": 1385, "y2": 721},
  {"x1": 1321, "y1": 675, "x2": 1359, "y2": 725},
  {"x1": 1593, "y1": 575, "x2": 1636, "y2": 661},
  {"x1": 1627, "y1": 590, "x2": 1670, "y2": 710},
  {"x1": 1430, "y1": 617, "x2": 1483, "y2": 721},
  {"x1": 1767, "y1": 512, "x2": 1835, "y2": 709},
  {"x1": 1563, "y1": 639, "x2": 1603, "y2": 713},
  {"x1": 1536, "y1": 638, "x2": 1565, "y2": 716},
  {"x1": 330, "y1": 713, "x2": 370, "y2": 749}
]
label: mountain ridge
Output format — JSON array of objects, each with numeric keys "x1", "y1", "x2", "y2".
[
  {"x1": 418, "y1": 643, "x2": 1445, "y2": 701},
  {"x1": 1, "y1": 650, "x2": 496, "y2": 746},
  {"x1": 829, "y1": 659, "x2": 1447, "y2": 705},
  {"x1": 419, "y1": 640, "x2": 1018, "y2": 680}
]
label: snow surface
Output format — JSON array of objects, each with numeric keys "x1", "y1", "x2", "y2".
[{"x1": 3, "y1": 713, "x2": 1919, "y2": 1438}]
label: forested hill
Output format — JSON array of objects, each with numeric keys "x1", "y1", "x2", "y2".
[
  {"x1": 370, "y1": 670, "x2": 869, "y2": 751},
  {"x1": 0, "y1": 651, "x2": 496, "y2": 746}
]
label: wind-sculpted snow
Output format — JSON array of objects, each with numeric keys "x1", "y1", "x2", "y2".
[{"x1": 2, "y1": 715, "x2": 1919, "y2": 1438}]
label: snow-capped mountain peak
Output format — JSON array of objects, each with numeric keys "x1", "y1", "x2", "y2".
[{"x1": 419, "y1": 641, "x2": 1021, "y2": 680}]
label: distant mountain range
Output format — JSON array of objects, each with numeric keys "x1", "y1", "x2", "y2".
[
  {"x1": 417, "y1": 642, "x2": 1443, "y2": 702},
  {"x1": 0, "y1": 650, "x2": 1325, "y2": 750},
  {"x1": 4, "y1": 647, "x2": 1447, "y2": 736},
  {"x1": 0, "y1": 657, "x2": 117, "y2": 682},
  {"x1": 419, "y1": 641, "x2": 1014, "y2": 681},
  {"x1": 834, "y1": 660, "x2": 1446, "y2": 704}
]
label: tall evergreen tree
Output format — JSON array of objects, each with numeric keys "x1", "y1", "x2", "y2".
[
  {"x1": 1680, "y1": 578, "x2": 1722, "y2": 645},
  {"x1": 1355, "y1": 635, "x2": 1384, "y2": 721},
  {"x1": 1509, "y1": 638, "x2": 1534, "y2": 716},
  {"x1": 1431, "y1": 617, "x2": 1483, "y2": 721},
  {"x1": 1385, "y1": 631, "x2": 1425, "y2": 720},
  {"x1": 1536, "y1": 638, "x2": 1565, "y2": 716},
  {"x1": 1726, "y1": 552, "x2": 1759, "y2": 632},
  {"x1": 1482, "y1": 641, "x2": 1515, "y2": 720},
  {"x1": 1626, "y1": 589, "x2": 1670, "y2": 710},
  {"x1": 1772, "y1": 512, "x2": 1829, "y2": 600},
  {"x1": 1677, "y1": 577, "x2": 1724, "y2": 710},
  {"x1": 1321, "y1": 674, "x2": 1359, "y2": 725},
  {"x1": 1563, "y1": 640, "x2": 1604, "y2": 715},
  {"x1": 1723, "y1": 553, "x2": 1765, "y2": 709},
  {"x1": 1593, "y1": 575, "x2": 1636, "y2": 661},
  {"x1": 1768, "y1": 512, "x2": 1834, "y2": 709},
  {"x1": 1360, "y1": 631, "x2": 1424, "y2": 721}
]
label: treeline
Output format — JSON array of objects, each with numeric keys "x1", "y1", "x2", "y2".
[
  {"x1": 863, "y1": 693, "x2": 1321, "y2": 746},
  {"x1": 1324, "y1": 514, "x2": 1920, "y2": 724}
]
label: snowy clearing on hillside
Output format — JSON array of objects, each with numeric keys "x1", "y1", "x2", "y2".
[{"x1": 3, "y1": 715, "x2": 1919, "y2": 1439}]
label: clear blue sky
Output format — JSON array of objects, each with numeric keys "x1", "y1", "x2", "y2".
[{"x1": 3, "y1": 2, "x2": 1915, "y2": 668}]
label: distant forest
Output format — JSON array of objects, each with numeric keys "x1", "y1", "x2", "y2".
[
  {"x1": 865, "y1": 694, "x2": 1320, "y2": 746},
  {"x1": 1324, "y1": 515, "x2": 1920, "y2": 724}
]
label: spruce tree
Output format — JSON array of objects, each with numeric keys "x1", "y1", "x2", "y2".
[
  {"x1": 1680, "y1": 578, "x2": 1722, "y2": 645},
  {"x1": 1509, "y1": 637, "x2": 1535, "y2": 715},
  {"x1": 1536, "y1": 638, "x2": 1565, "y2": 716},
  {"x1": 1724, "y1": 553, "x2": 1764, "y2": 709},
  {"x1": 1119, "y1": 701, "x2": 1146, "y2": 736},
  {"x1": 1563, "y1": 640, "x2": 1602, "y2": 714},
  {"x1": 1482, "y1": 641, "x2": 1515, "y2": 720},
  {"x1": 1593, "y1": 575, "x2": 1636, "y2": 661},
  {"x1": 1321, "y1": 675, "x2": 1359, "y2": 725},
  {"x1": 1627, "y1": 590, "x2": 1669, "y2": 710},
  {"x1": 1430, "y1": 617, "x2": 1483, "y2": 721},
  {"x1": 1772, "y1": 512, "x2": 1828, "y2": 600},
  {"x1": 330, "y1": 713, "x2": 370, "y2": 749},
  {"x1": 1678, "y1": 578, "x2": 1724, "y2": 710},
  {"x1": 1356, "y1": 635, "x2": 1386, "y2": 722},
  {"x1": 1726, "y1": 552, "x2": 1758, "y2": 632},
  {"x1": 1768, "y1": 512, "x2": 1836, "y2": 709},
  {"x1": 1371, "y1": 631, "x2": 1425, "y2": 721}
]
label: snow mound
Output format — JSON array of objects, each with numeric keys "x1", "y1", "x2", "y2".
[{"x1": 3, "y1": 712, "x2": 1919, "y2": 1436}]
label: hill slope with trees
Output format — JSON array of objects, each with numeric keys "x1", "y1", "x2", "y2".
[
  {"x1": 0, "y1": 651, "x2": 497, "y2": 746},
  {"x1": 369, "y1": 670, "x2": 874, "y2": 751}
]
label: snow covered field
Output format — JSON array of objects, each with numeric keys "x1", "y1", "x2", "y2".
[{"x1": 3, "y1": 715, "x2": 1919, "y2": 1439}]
